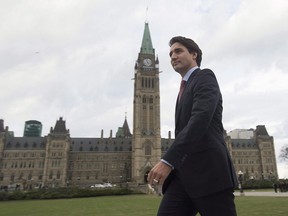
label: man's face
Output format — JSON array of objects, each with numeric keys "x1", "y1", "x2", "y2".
[{"x1": 169, "y1": 42, "x2": 197, "y2": 76}]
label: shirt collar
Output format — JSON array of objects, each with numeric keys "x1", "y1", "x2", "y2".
[{"x1": 182, "y1": 66, "x2": 199, "y2": 81}]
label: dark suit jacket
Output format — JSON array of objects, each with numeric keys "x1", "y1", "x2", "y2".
[{"x1": 162, "y1": 68, "x2": 238, "y2": 198}]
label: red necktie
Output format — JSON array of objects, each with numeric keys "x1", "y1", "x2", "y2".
[{"x1": 178, "y1": 80, "x2": 186, "y2": 102}]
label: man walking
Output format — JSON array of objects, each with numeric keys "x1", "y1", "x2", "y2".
[{"x1": 148, "y1": 36, "x2": 238, "y2": 215}]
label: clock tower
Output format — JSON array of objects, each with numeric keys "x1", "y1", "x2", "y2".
[{"x1": 132, "y1": 22, "x2": 162, "y2": 183}]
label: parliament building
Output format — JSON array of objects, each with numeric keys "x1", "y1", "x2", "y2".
[{"x1": 0, "y1": 23, "x2": 278, "y2": 190}]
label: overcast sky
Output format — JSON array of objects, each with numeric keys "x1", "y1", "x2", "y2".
[{"x1": 1, "y1": 0, "x2": 288, "y2": 178}]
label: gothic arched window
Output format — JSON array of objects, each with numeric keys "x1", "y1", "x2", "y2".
[
  {"x1": 145, "y1": 143, "x2": 152, "y2": 156},
  {"x1": 57, "y1": 171, "x2": 61, "y2": 179},
  {"x1": 49, "y1": 171, "x2": 53, "y2": 179}
]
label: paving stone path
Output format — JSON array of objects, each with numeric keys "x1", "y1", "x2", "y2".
[{"x1": 234, "y1": 191, "x2": 288, "y2": 197}]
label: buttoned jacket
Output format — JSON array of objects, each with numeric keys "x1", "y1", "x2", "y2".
[{"x1": 162, "y1": 68, "x2": 238, "y2": 198}]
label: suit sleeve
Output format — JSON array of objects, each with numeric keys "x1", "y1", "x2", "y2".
[{"x1": 162, "y1": 69, "x2": 222, "y2": 170}]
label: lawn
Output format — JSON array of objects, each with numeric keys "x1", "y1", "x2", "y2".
[{"x1": 0, "y1": 195, "x2": 287, "y2": 216}]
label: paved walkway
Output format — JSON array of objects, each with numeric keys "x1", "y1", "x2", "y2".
[{"x1": 234, "y1": 190, "x2": 288, "y2": 197}]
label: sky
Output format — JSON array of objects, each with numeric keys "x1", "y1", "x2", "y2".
[{"x1": 1, "y1": 0, "x2": 288, "y2": 178}]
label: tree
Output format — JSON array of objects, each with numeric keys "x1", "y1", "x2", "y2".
[{"x1": 279, "y1": 145, "x2": 288, "y2": 161}]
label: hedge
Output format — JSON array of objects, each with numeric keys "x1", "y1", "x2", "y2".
[{"x1": 0, "y1": 187, "x2": 137, "y2": 201}]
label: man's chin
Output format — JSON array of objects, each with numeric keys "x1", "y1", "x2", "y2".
[
  {"x1": 173, "y1": 67, "x2": 181, "y2": 73},
  {"x1": 173, "y1": 65, "x2": 178, "y2": 70}
]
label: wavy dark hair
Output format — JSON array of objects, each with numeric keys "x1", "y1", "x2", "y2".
[{"x1": 169, "y1": 36, "x2": 202, "y2": 67}]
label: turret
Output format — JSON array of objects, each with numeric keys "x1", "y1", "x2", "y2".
[{"x1": 0, "y1": 119, "x2": 4, "y2": 133}]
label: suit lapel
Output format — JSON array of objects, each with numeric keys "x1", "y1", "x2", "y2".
[{"x1": 175, "y1": 68, "x2": 201, "y2": 129}]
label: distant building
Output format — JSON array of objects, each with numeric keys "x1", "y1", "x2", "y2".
[
  {"x1": 228, "y1": 128, "x2": 254, "y2": 139},
  {"x1": 0, "y1": 22, "x2": 278, "y2": 189},
  {"x1": 226, "y1": 126, "x2": 278, "y2": 181},
  {"x1": 24, "y1": 120, "x2": 42, "y2": 137}
]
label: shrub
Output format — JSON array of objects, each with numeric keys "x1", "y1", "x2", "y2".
[
  {"x1": 0, "y1": 187, "x2": 137, "y2": 201},
  {"x1": 242, "y1": 179, "x2": 274, "y2": 189}
]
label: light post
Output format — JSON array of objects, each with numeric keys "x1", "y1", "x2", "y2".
[
  {"x1": 238, "y1": 171, "x2": 244, "y2": 196},
  {"x1": 119, "y1": 176, "x2": 123, "y2": 188},
  {"x1": 250, "y1": 176, "x2": 255, "y2": 190},
  {"x1": 77, "y1": 176, "x2": 81, "y2": 188},
  {"x1": 30, "y1": 178, "x2": 34, "y2": 190},
  {"x1": 52, "y1": 178, "x2": 56, "y2": 188}
]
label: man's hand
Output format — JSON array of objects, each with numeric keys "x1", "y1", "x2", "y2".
[{"x1": 147, "y1": 161, "x2": 173, "y2": 185}]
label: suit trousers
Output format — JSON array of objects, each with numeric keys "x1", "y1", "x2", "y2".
[{"x1": 157, "y1": 176, "x2": 237, "y2": 216}]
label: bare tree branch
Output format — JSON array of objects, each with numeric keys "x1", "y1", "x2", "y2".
[{"x1": 279, "y1": 145, "x2": 288, "y2": 161}]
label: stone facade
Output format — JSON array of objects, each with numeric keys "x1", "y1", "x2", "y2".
[
  {"x1": 0, "y1": 119, "x2": 278, "y2": 189},
  {"x1": 227, "y1": 126, "x2": 278, "y2": 181},
  {"x1": 0, "y1": 117, "x2": 134, "y2": 189}
]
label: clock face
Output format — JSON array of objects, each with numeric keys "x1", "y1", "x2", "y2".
[{"x1": 143, "y1": 58, "x2": 152, "y2": 66}]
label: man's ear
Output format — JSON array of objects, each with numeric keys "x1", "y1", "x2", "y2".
[{"x1": 192, "y1": 52, "x2": 197, "y2": 61}]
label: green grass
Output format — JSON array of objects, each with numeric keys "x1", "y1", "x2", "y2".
[
  {"x1": 236, "y1": 196, "x2": 288, "y2": 215},
  {"x1": 0, "y1": 195, "x2": 287, "y2": 216}
]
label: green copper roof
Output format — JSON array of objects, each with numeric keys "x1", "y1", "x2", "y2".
[{"x1": 140, "y1": 22, "x2": 154, "y2": 54}]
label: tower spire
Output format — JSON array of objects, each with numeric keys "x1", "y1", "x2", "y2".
[{"x1": 140, "y1": 22, "x2": 154, "y2": 55}]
